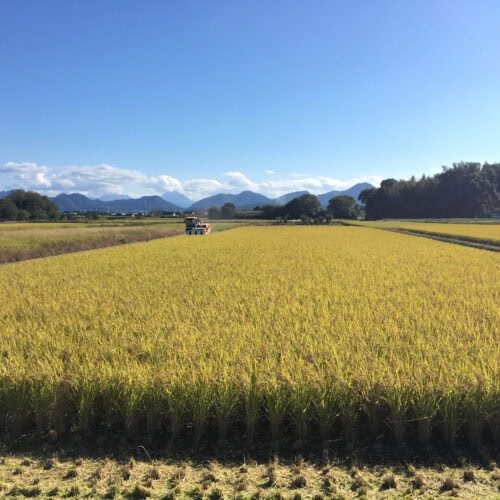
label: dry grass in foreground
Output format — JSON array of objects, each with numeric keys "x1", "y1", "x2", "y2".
[
  {"x1": 0, "y1": 220, "x2": 255, "y2": 264},
  {"x1": 0, "y1": 222, "x2": 185, "y2": 264},
  {"x1": 0, "y1": 452, "x2": 498, "y2": 499}
]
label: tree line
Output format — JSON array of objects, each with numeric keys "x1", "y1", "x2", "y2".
[
  {"x1": 360, "y1": 162, "x2": 500, "y2": 220},
  {"x1": 208, "y1": 203, "x2": 237, "y2": 219},
  {"x1": 260, "y1": 194, "x2": 361, "y2": 221},
  {"x1": 0, "y1": 190, "x2": 60, "y2": 221},
  {"x1": 208, "y1": 195, "x2": 362, "y2": 222}
]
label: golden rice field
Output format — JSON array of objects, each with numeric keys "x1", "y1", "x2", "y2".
[{"x1": 0, "y1": 226, "x2": 498, "y2": 451}]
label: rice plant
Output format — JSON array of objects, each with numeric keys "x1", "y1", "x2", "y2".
[{"x1": 0, "y1": 226, "x2": 498, "y2": 450}]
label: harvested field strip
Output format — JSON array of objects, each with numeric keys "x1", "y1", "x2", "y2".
[
  {"x1": 0, "y1": 226, "x2": 498, "y2": 451},
  {"x1": 347, "y1": 220, "x2": 500, "y2": 251},
  {"x1": 350, "y1": 221, "x2": 500, "y2": 246},
  {"x1": 0, "y1": 223, "x2": 185, "y2": 263},
  {"x1": 0, "y1": 220, "x2": 255, "y2": 264},
  {"x1": 0, "y1": 453, "x2": 499, "y2": 499},
  {"x1": 0, "y1": 219, "x2": 185, "y2": 234},
  {"x1": 387, "y1": 228, "x2": 500, "y2": 252}
]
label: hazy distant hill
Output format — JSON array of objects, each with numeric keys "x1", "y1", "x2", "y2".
[
  {"x1": 99, "y1": 194, "x2": 132, "y2": 201},
  {"x1": 188, "y1": 183, "x2": 375, "y2": 210},
  {"x1": 317, "y1": 182, "x2": 374, "y2": 207},
  {"x1": 50, "y1": 193, "x2": 181, "y2": 212},
  {"x1": 161, "y1": 191, "x2": 193, "y2": 209},
  {"x1": 109, "y1": 196, "x2": 180, "y2": 212},
  {"x1": 188, "y1": 191, "x2": 272, "y2": 210},
  {"x1": 0, "y1": 190, "x2": 12, "y2": 199},
  {"x1": 31, "y1": 182, "x2": 375, "y2": 213},
  {"x1": 51, "y1": 193, "x2": 104, "y2": 211},
  {"x1": 273, "y1": 190, "x2": 309, "y2": 205}
]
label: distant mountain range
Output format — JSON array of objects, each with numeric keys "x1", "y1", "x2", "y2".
[
  {"x1": 50, "y1": 193, "x2": 181, "y2": 213},
  {"x1": 273, "y1": 191, "x2": 309, "y2": 205},
  {"x1": 188, "y1": 191, "x2": 272, "y2": 211},
  {"x1": 0, "y1": 183, "x2": 374, "y2": 213},
  {"x1": 184, "y1": 183, "x2": 373, "y2": 211},
  {"x1": 317, "y1": 183, "x2": 373, "y2": 207},
  {"x1": 161, "y1": 191, "x2": 193, "y2": 209},
  {"x1": 98, "y1": 193, "x2": 132, "y2": 202}
]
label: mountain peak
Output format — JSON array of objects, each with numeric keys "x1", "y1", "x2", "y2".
[
  {"x1": 99, "y1": 193, "x2": 132, "y2": 202},
  {"x1": 44, "y1": 183, "x2": 375, "y2": 213},
  {"x1": 161, "y1": 191, "x2": 193, "y2": 209}
]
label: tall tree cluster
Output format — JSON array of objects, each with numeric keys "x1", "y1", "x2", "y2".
[
  {"x1": 208, "y1": 202, "x2": 235, "y2": 219},
  {"x1": 260, "y1": 194, "x2": 321, "y2": 220},
  {"x1": 0, "y1": 190, "x2": 60, "y2": 221},
  {"x1": 360, "y1": 162, "x2": 500, "y2": 220},
  {"x1": 260, "y1": 193, "x2": 361, "y2": 221}
]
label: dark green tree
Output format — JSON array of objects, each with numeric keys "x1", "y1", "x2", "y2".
[
  {"x1": 328, "y1": 195, "x2": 358, "y2": 219},
  {"x1": 16, "y1": 209, "x2": 30, "y2": 221},
  {"x1": 208, "y1": 205, "x2": 221, "y2": 219},
  {"x1": 284, "y1": 194, "x2": 320, "y2": 219},
  {"x1": 362, "y1": 163, "x2": 500, "y2": 219},
  {"x1": 8, "y1": 189, "x2": 59, "y2": 220},
  {"x1": 221, "y1": 202, "x2": 236, "y2": 219},
  {"x1": 0, "y1": 198, "x2": 18, "y2": 221},
  {"x1": 260, "y1": 204, "x2": 283, "y2": 219}
]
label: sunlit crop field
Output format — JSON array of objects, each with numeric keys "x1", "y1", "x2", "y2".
[{"x1": 0, "y1": 226, "x2": 498, "y2": 450}]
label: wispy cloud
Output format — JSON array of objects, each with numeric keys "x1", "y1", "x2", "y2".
[
  {"x1": 0, "y1": 162, "x2": 146, "y2": 197},
  {"x1": 1, "y1": 162, "x2": 52, "y2": 188},
  {"x1": 181, "y1": 178, "x2": 225, "y2": 200},
  {"x1": 223, "y1": 171, "x2": 259, "y2": 192},
  {"x1": 147, "y1": 174, "x2": 184, "y2": 194},
  {"x1": 1, "y1": 162, "x2": 382, "y2": 200}
]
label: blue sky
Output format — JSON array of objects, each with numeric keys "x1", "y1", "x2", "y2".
[{"x1": 1, "y1": 0, "x2": 499, "y2": 200}]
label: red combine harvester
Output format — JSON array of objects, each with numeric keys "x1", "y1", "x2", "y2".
[{"x1": 184, "y1": 216, "x2": 211, "y2": 235}]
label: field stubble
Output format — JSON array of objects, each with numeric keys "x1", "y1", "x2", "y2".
[
  {"x1": 0, "y1": 452, "x2": 499, "y2": 498},
  {"x1": 0, "y1": 220, "x2": 187, "y2": 263},
  {"x1": 350, "y1": 221, "x2": 500, "y2": 250}
]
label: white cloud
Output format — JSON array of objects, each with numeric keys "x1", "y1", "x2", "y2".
[
  {"x1": 149, "y1": 175, "x2": 184, "y2": 193},
  {"x1": 223, "y1": 171, "x2": 258, "y2": 191},
  {"x1": 57, "y1": 179, "x2": 76, "y2": 189},
  {"x1": 1, "y1": 161, "x2": 44, "y2": 173},
  {"x1": 182, "y1": 178, "x2": 225, "y2": 199},
  {"x1": 1, "y1": 161, "x2": 382, "y2": 201},
  {"x1": 58, "y1": 164, "x2": 147, "y2": 191},
  {"x1": 1, "y1": 162, "x2": 52, "y2": 188},
  {"x1": 34, "y1": 172, "x2": 51, "y2": 187},
  {"x1": 1, "y1": 162, "x2": 149, "y2": 196},
  {"x1": 256, "y1": 175, "x2": 373, "y2": 197},
  {"x1": 265, "y1": 169, "x2": 275, "y2": 175}
]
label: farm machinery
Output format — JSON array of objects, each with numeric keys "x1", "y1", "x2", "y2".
[{"x1": 184, "y1": 216, "x2": 211, "y2": 235}]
